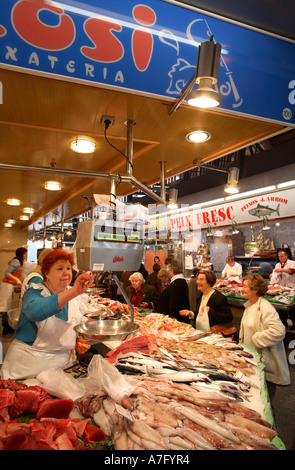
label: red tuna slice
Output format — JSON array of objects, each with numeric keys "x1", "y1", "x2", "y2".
[
  {"x1": 36, "y1": 398, "x2": 74, "y2": 419},
  {"x1": 71, "y1": 418, "x2": 91, "y2": 438},
  {"x1": 0, "y1": 407, "x2": 11, "y2": 422},
  {"x1": 55, "y1": 432, "x2": 74, "y2": 450},
  {"x1": 3, "y1": 431, "x2": 28, "y2": 450},
  {"x1": 0, "y1": 422, "x2": 30, "y2": 441},
  {"x1": 82, "y1": 423, "x2": 106, "y2": 445},
  {"x1": 0, "y1": 389, "x2": 15, "y2": 409},
  {"x1": 14, "y1": 389, "x2": 41, "y2": 412},
  {"x1": 0, "y1": 379, "x2": 26, "y2": 391},
  {"x1": 106, "y1": 335, "x2": 150, "y2": 363}
]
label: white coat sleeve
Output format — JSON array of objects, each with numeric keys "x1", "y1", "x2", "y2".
[{"x1": 252, "y1": 301, "x2": 285, "y2": 349}]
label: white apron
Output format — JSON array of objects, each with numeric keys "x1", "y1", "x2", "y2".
[
  {"x1": 195, "y1": 289, "x2": 214, "y2": 332},
  {"x1": 0, "y1": 282, "x2": 15, "y2": 313},
  {"x1": 196, "y1": 307, "x2": 210, "y2": 331},
  {"x1": 1, "y1": 284, "x2": 78, "y2": 380}
]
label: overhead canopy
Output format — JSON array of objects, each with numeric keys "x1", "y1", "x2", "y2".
[{"x1": 0, "y1": 68, "x2": 286, "y2": 231}]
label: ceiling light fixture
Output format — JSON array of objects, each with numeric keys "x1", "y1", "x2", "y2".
[
  {"x1": 167, "y1": 188, "x2": 178, "y2": 209},
  {"x1": 262, "y1": 216, "x2": 271, "y2": 230},
  {"x1": 4, "y1": 222, "x2": 12, "y2": 228},
  {"x1": 224, "y1": 167, "x2": 240, "y2": 194},
  {"x1": 232, "y1": 221, "x2": 239, "y2": 234},
  {"x1": 7, "y1": 217, "x2": 16, "y2": 224},
  {"x1": 185, "y1": 130, "x2": 211, "y2": 143},
  {"x1": 44, "y1": 181, "x2": 61, "y2": 191},
  {"x1": 206, "y1": 224, "x2": 214, "y2": 237},
  {"x1": 23, "y1": 207, "x2": 35, "y2": 214},
  {"x1": 7, "y1": 198, "x2": 21, "y2": 206},
  {"x1": 70, "y1": 137, "x2": 96, "y2": 154},
  {"x1": 19, "y1": 215, "x2": 29, "y2": 221},
  {"x1": 168, "y1": 36, "x2": 221, "y2": 114}
]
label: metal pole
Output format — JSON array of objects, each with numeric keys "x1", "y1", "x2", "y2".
[
  {"x1": 125, "y1": 119, "x2": 136, "y2": 176},
  {"x1": 159, "y1": 160, "x2": 166, "y2": 202},
  {"x1": 110, "y1": 177, "x2": 117, "y2": 218}
]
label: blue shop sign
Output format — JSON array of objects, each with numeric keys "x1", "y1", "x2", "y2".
[{"x1": 0, "y1": 0, "x2": 294, "y2": 125}]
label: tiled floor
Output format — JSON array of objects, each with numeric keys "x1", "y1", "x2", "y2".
[{"x1": 271, "y1": 330, "x2": 295, "y2": 450}]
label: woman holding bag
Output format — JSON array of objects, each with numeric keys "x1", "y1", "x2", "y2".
[
  {"x1": 180, "y1": 270, "x2": 235, "y2": 335},
  {"x1": 1, "y1": 249, "x2": 93, "y2": 380},
  {"x1": 239, "y1": 274, "x2": 290, "y2": 398}
]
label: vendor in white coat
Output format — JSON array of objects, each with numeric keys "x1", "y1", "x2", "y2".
[
  {"x1": 221, "y1": 256, "x2": 243, "y2": 283},
  {"x1": 1, "y1": 249, "x2": 93, "y2": 381},
  {"x1": 269, "y1": 249, "x2": 295, "y2": 288},
  {"x1": 239, "y1": 273, "x2": 290, "y2": 400}
]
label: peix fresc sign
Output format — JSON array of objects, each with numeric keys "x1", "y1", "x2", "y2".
[{"x1": 0, "y1": 0, "x2": 295, "y2": 124}]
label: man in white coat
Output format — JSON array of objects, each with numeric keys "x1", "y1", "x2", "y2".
[
  {"x1": 269, "y1": 249, "x2": 295, "y2": 329},
  {"x1": 270, "y1": 250, "x2": 295, "y2": 288}
]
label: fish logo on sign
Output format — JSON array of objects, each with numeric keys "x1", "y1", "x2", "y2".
[{"x1": 248, "y1": 203, "x2": 280, "y2": 218}]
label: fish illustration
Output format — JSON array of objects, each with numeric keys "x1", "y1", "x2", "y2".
[{"x1": 248, "y1": 203, "x2": 280, "y2": 218}]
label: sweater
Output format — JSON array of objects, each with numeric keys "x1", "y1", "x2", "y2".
[{"x1": 15, "y1": 282, "x2": 68, "y2": 346}]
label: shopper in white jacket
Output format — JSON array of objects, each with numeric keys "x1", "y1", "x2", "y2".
[{"x1": 239, "y1": 274, "x2": 290, "y2": 398}]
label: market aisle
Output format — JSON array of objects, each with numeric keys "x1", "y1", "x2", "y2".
[{"x1": 272, "y1": 332, "x2": 295, "y2": 450}]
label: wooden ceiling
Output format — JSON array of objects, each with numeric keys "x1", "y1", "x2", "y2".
[{"x1": 0, "y1": 67, "x2": 288, "y2": 233}]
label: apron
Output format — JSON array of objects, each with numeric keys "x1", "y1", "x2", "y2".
[
  {"x1": 1, "y1": 284, "x2": 78, "y2": 380},
  {"x1": 196, "y1": 307, "x2": 210, "y2": 331},
  {"x1": 0, "y1": 266, "x2": 22, "y2": 313},
  {"x1": 195, "y1": 290, "x2": 214, "y2": 332}
]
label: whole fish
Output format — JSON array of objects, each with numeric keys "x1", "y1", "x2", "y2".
[{"x1": 175, "y1": 404, "x2": 240, "y2": 444}]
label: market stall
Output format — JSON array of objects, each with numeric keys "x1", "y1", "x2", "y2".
[
  {"x1": 214, "y1": 279, "x2": 295, "y2": 314},
  {"x1": 0, "y1": 290, "x2": 285, "y2": 451}
]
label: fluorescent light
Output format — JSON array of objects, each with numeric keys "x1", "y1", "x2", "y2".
[
  {"x1": 277, "y1": 180, "x2": 295, "y2": 188},
  {"x1": 225, "y1": 186, "x2": 276, "y2": 200},
  {"x1": 44, "y1": 181, "x2": 61, "y2": 191},
  {"x1": 201, "y1": 198, "x2": 225, "y2": 206},
  {"x1": 19, "y1": 215, "x2": 29, "y2": 221},
  {"x1": 4, "y1": 223, "x2": 12, "y2": 227}
]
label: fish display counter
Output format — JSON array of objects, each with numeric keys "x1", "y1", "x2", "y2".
[
  {"x1": 0, "y1": 292, "x2": 286, "y2": 451},
  {"x1": 71, "y1": 294, "x2": 285, "y2": 450},
  {"x1": 214, "y1": 279, "x2": 295, "y2": 313}
]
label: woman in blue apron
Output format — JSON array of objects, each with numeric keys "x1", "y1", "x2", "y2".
[{"x1": 1, "y1": 249, "x2": 93, "y2": 380}]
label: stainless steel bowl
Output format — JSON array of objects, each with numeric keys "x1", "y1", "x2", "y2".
[{"x1": 74, "y1": 319, "x2": 140, "y2": 342}]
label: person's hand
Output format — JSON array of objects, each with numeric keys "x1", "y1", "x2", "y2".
[
  {"x1": 75, "y1": 337, "x2": 91, "y2": 354},
  {"x1": 74, "y1": 271, "x2": 95, "y2": 295},
  {"x1": 179, "y1": 309, "x2": 193, "y2": 317},
  {"x1": 140, "y1": 302, "x2": 148, "y2": 308}
]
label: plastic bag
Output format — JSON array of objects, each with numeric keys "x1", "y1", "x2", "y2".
[
  {"x1": 81, "y1": 355, "x2": 137, "y2": 403},
  {"x1": 36, "y1": 368, "x2": 86, "y2": 401}
]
